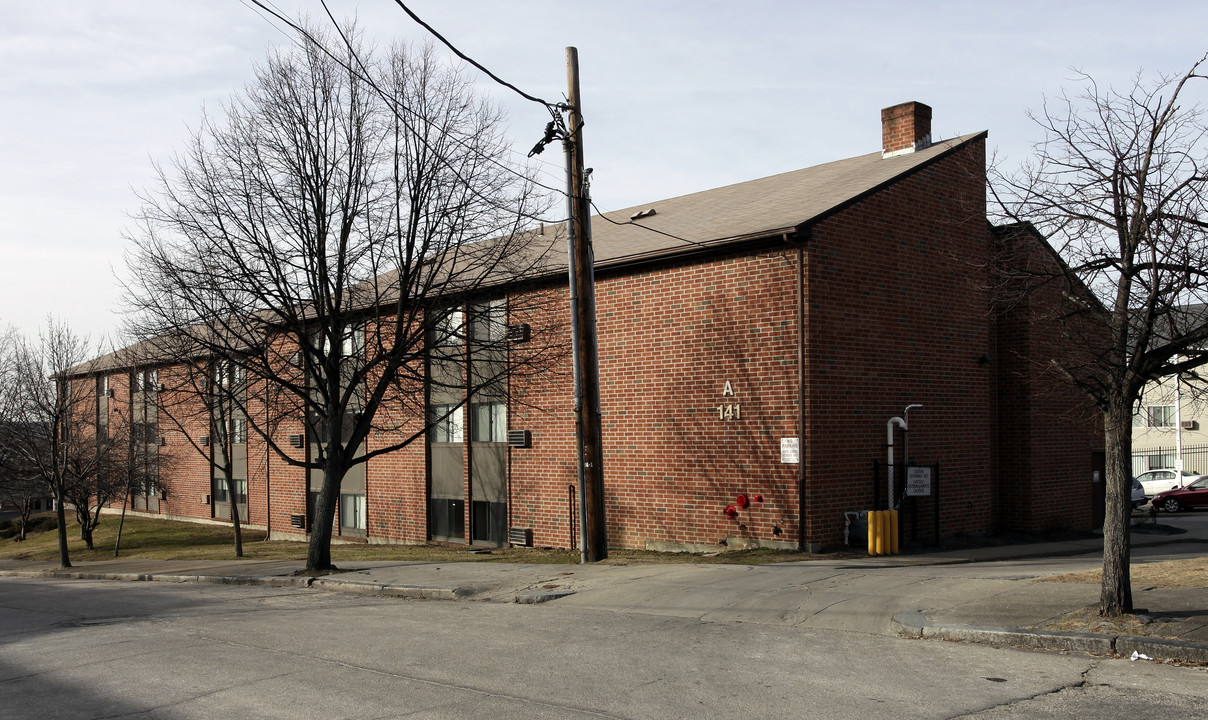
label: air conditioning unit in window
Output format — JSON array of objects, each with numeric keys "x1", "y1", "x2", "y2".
[
  {"x1": 507, "y1": 429, "x2": 531, "y2": 448},
  {"x1": 1182, "y1": 420, "x2": 1199, "y2": 431},
  {"x1": 506, "y1": 323, "x2": 531, "y2": 343}
]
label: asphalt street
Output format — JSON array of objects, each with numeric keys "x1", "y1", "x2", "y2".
[{"x1": 0, "y1": 576, "x2": 1205, "y2": 719}]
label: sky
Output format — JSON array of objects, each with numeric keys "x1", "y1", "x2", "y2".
[{"x1": 2, "y1": 0, "x2": 1206, "y2": 345}]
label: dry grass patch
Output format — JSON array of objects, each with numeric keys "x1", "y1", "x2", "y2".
[
  {"x1": 1038, "y1": 606, "x2": 1176, "y2": 637},
  {"x1": 0, "y1": 515, "x2": 840, "y2": 566},
  {"x1": 1037, "y1": 556, "x2": 1208, "y2": 589}
]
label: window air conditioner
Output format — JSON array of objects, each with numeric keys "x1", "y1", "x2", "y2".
[{"x1": 506, "y1": 323, "x2": 531, "y2": 343}]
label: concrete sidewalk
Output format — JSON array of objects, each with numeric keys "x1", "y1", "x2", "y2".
[{"x1": 2, "y1": 527, "x2": 1207, "y2": 664}]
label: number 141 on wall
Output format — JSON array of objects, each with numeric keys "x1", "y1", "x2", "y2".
[{"x1": 716, "y1": 403, "x2": 741, "y2": 420}]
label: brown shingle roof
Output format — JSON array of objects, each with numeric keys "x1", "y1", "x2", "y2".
[
  {"x1": 74, "y1": 131, "x2": 985, "y2": 376},
  {"x1": 583, "y1": 131, "x2": 986, "y2": 269}
]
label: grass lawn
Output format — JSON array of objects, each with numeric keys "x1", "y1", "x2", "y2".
[{"x1": 0, "y1": 513, "x2": 832, "y2": 566}]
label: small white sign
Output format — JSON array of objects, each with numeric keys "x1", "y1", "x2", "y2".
[
  {"x1": 906, "y1": 466, "x2": 931, "y2": 497},
  {"x1": 780, "y1": 438, "x2": 799, "y2": 464}
]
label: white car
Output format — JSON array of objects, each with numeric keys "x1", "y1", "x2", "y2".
[{"x1": 1134, "y1": 469, "x2": 1206, "y2": 498}]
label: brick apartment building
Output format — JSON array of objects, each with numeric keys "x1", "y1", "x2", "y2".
[{"x1": 76, "y1": 102, "x2": 1103, "y2": 553}]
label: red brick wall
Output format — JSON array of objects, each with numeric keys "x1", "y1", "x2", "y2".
[
  {"x1": 511, "y1": 252, "x2": 803, "y2": 550},
  {"x1": 803, "y1": 139, "x2": 998, "y2": 548},
  {"x1": 991, "y1": 226, "x2": 1104, "y2": 533},
  {"x1": 82, "y1": 136, "x2": 1100, "y2": 552}
]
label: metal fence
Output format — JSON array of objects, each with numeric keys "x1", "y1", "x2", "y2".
[{"x1": 1132, "y1": 444, "x2": 1208, "y2": 476}]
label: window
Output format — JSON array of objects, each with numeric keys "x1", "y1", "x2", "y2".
[
  {"x1": 1144, "y1": 405, "x2": 1176, "y2": 428},
  {"x1": 212, "y1": 477, "x2": 248, "y2": 504},
  {"x1": 319, "y1": 327, "x2": 364, "y2": 359},
  {"x1": 434, "y1": 309, "x2": 464, "y2": 346},
  {"x1": 136, "y1": 368, "x2": 158, "y2": 393},
  {"x1": 340, "y1": 493, "x2": 367, "y2": 530},
  {"x1": 233, "y1": 417, "x2": 248, "y2": 444},
  {"x1": 471, "y1": 300, "x2": 505, "y2": 343},
  {"x1": 430, "y1": 404, "x2": 464, "y2": 443},
  {"x1": 471, "y1": 401, "x2": 506, "y2": 443}
]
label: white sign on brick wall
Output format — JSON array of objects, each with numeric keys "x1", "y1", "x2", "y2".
[
  {"x1": 780, "y1": 438, "x2": 799, "y2": 464},
  {"x1": 906, "y1": 466, "x2": 932, "y2": 496}
]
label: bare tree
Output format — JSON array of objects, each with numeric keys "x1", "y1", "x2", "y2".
[
  {"x1": 107, "y1": 399, "x2": 176, "y2": 557},
  {"x1": 123, "y1": 27, "x2": 561, "y2": 572},
  {"x1": 992, "y1": 53, "x2": 1208, "y2": 615},
  {"x1": 0, "y1": 320, "x2": 103, "y2": 567},
  {"x1": 0, "y1": 327, "x2": 43, "y2": 541}
]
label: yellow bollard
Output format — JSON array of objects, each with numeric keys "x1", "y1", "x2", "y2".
[
  {"x1": 867, "y1": 511, "x2": 877, "y2": 555},
  {"x1": 874, "y1": 510, "x2": 885, "y2": 555},
  {"x1": 889, "y1": 509, "x2": 899, "y2": 555}
]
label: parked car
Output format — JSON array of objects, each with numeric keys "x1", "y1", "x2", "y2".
[
  {"x1": 1134, "y1": 469, "x2": 1206, "y2": 497},
  {"x1": 1152, "y1": 475, "x2": 1208, "y2": 512},
  {"x1": 1132, "y1": 478, "x2": 1147, "y2": 509}
]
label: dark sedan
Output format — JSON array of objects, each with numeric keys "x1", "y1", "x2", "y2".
[{"x1": 1152, "y1": 475, "x2": 1208, "y2": 513}]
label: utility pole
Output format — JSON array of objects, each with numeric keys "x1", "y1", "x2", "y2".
[{"x1": 563, "y1": 47, "x2": 607, "y2": 562}]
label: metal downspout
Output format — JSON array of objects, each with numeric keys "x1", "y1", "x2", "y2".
[{"x1": 796, "y1": 240, "x2": 808, "y2": 552}]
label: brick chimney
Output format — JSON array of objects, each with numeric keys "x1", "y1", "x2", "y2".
[{"x1": 881, "y1": 101, "x2": 932, "y2": 158}]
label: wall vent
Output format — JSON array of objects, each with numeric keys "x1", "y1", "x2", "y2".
[
  {"x1": 290, "y1": 514, "x2": 306, "y2": 529},
  {"x1": 289, "y1": 434, "x2": 304, "y2": 448},
  {"x1": 507, "y1": 429, "x2": 531, "y2": 448},
  {"x1": 1182, "y1": 420, "x2": 1198, "y2": 431},
  {"x1": 508, "y1": 527, "x2": 532, "y2": 547}
]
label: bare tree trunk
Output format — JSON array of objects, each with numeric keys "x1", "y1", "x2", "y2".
[
  {"x1": 1099, "y1": 402, "x2": 1133, "y2": 615},
  {"x1": 17, "y1": 498, "x2": 32, "y2": 541},
  {"x1": 306, "y1": 444, "x2": 345, "y2": 572},
  {"x1": 114, "y1": 476, "x2": 132, "y2": 557},
  {"x1": 53, "y1": 487, "x2": 70, "y2": 568},
  {"x1": 225, "y1": 465, "x2": 243, "y2": 558}
]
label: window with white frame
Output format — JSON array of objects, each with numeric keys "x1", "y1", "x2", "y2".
[
  {"x1": 471, "y1": 401, "x2": 506, "y2": 443},
  {"x1": 340, "y1": 493, "x2": 367, "y2": 530},
  {"x1": 434, "y1": 309, "x2": 465, "y2": 347},
  {"x1": 1144, "y1": 405, "x2": 1177, "y2": 428},
  {"x1": 430, "y1": 404, "x2": 464, "y2": 443}
]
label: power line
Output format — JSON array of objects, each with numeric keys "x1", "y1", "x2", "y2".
[
  {"x1": 590, "y1": 199, "x2": 713, "y2": 250},
  {"x1": 243, "y1": 0, "x2": 568, "y2": 219},
  {"x1": 390, "y1": 0, "x2": 559, "y2": 110}
]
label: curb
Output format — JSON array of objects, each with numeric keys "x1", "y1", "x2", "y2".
[
  {"x1": 892, "y1": 610, "x2": 1208, "y2": 663},
  {"x1": 0, "y1": 568, "x2": 574, "y2": 605},
  {"x1": 0, "y1": 568, "x2": 313, "y2": 588}
]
